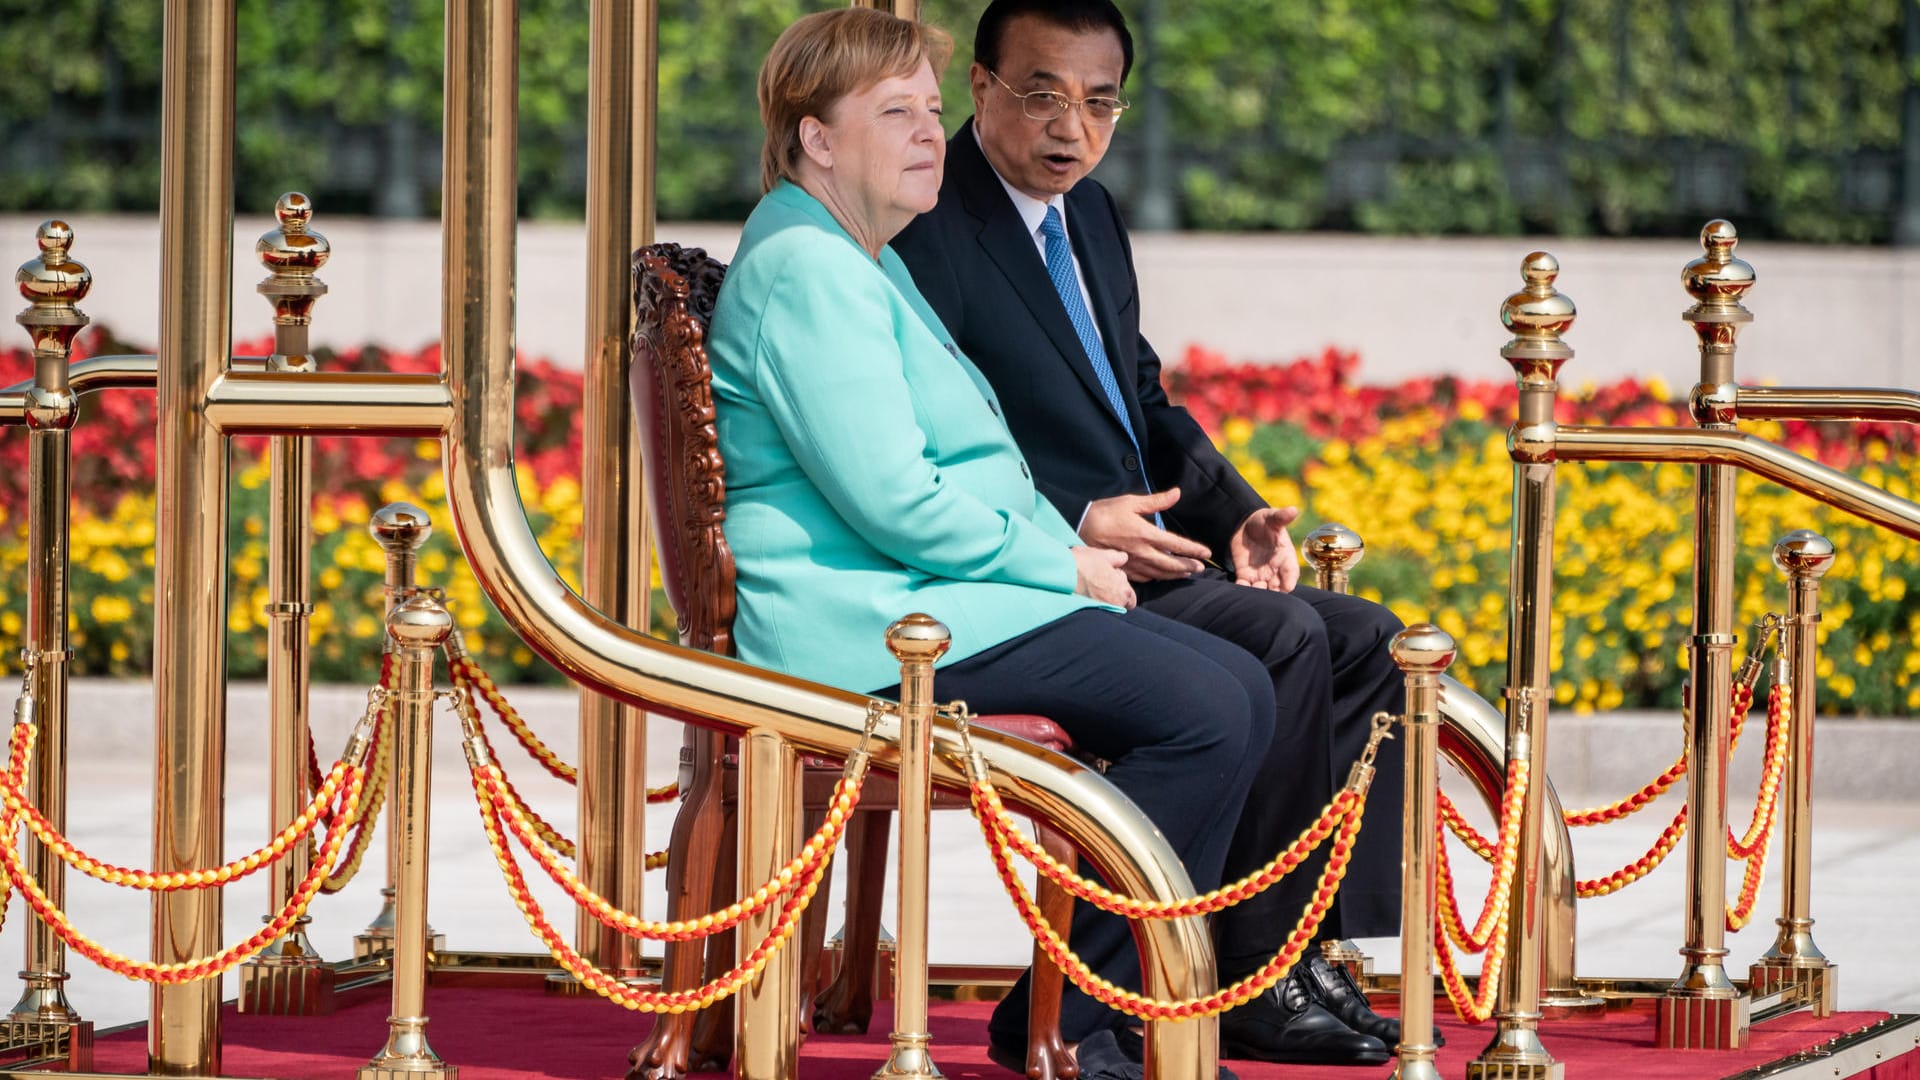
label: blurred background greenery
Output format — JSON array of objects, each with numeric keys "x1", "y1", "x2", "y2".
[{"x1": 2, "y1": 0, "x2": 1915, "y2": 242}]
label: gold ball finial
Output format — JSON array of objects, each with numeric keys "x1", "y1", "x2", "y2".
[
  {"x1": 17, "y1": 220, "x2": 92, "y2": 312},
  {"x1": 257, "y1": 192, "x2": 330, "y2": 280},
  {"x1": 886, "y1": 613, "x2": 952, "y2": 664},
  {"x1": 1500, "y1": 251, "x2": 1575, "y2": 368},
  {"x1": 369, "y1": 502, "x2": 434, "y2": 553},
  {"x1": 1772, "y1": 530, "x2": 1835, "y2": 580},
  {"x1": 1389, "y1": 623, "x2": 1457, "y2": 675},
  {"x1": 275, "y1": 191, "x2": 314, "y2": 233},
  {"x1": 1302, "y1": 523, "x2": 1365, "y2": 575},
  {"x1": 386, "y1": 592, "x2": 454, "y2": 650},
  {"x1": 1682, "y1": 218, "x2": 1755, "y2": 311}
]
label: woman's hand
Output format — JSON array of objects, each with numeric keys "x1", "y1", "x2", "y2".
[{"x1": 1072, "y1": 546, "x2": 1137, "y2": 610}]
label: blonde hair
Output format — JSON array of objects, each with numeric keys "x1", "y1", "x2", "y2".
[{"x1": 757, "y1": 8, "x2": 953, "y2": 193}]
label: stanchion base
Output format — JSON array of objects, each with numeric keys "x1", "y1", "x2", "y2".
[
  {"x1": 1655, "y1": 991, "x2": 1751, "y2": 1049},
  {"x1": 1466, "y1": 1026, "x2": 1563, "y2": 1080},
  {"x1": 356, "y1": 931, "x2": 447, "y2": 962},
  {"x1": 359, "y1": 1016, "x2": 457, "y2": 1079},
  {"x1": 1751, "y1": 960, "x2": 1838, "y2": 1018},
  {"x1": 1391, "y1": 1051, "x2": 1444, "y2": 1080},
  {"x1": 872, "y1": 1032, "x2": 942, "y2": 1080},
  {"x1": 239, "y1": 957, "x2": 338, "y2": 1015},
  {"x1": 0, "y1": 1017, "x2": 93, "y2": 1070}
]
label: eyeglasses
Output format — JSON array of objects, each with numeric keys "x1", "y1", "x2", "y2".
[{"x1": 988, "y1": 69, "x2": 1128, "y2": 126}]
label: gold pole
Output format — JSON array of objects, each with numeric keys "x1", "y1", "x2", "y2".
[
  {"x1": 240, "y1": 192, "x2": 337, "y2": 1016},
  {"x1": 1751, "y1": 530, "x2": 1838, "y2": 1015},
  {"x1": 569, "y1": 0, "x2": 658, "y2": 989},
  {"x1": 735, "y1": 728, "x2": 804, "y2": 1080},
  {"x1": 360, "y1": 503, "x2": 445, "y2": 960},
  {"x1": 358, "y1": 594, "x2": 458, "y2": 1080},
  {"x1": 4, "y1": 221, "x2": 95, "y2": 1067},
  {"x1": 151, "y1": 0, "x2": 237, "y2": 1067},
  {"x1": 1468, "y1": 252, "x2": 1573, "y2": 1080},
  {"x1": 1658, "y1": 220, "x2": 1754, "y2": 1051},
  {"x1": 1390, "y1": 624, "x2": 1454, "y2": 1080},
  {"x1": 851, "y1": 0, "x2": 922, "y2": 22},
  {"x1": 1298, "y1": 524, "x2": 1375, "y2": 980},
  {"x1": 873, "y1": 616, "x2": 947, "y2": 1080}
]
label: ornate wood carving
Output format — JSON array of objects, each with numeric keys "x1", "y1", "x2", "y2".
[{"x1": 630, "y1": 242, "x2": 735, "y2": 657}]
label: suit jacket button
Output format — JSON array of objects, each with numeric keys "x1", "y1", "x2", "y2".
[{"x1": 1123, "y1": 453, "x2": 1139, "y2": 471}]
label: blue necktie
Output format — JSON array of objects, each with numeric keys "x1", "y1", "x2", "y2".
[{"x1": 1039, "y1": 206, "x2": 1161, "y2": 526}]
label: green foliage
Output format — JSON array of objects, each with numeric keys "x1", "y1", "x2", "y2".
[{"x1": 1, "y1": 0, "x2": 1913, "y2": 240}]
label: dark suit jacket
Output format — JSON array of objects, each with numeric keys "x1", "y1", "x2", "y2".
[{"x1": 893, "y1": 120, "x2": 1265, "y2": 557}]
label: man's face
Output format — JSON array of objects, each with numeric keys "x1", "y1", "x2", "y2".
[{"x1": 970, "y1": 15, "x2": 1125, "y2": 201}]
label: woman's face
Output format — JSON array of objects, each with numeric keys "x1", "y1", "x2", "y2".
[{"x1": 807, "y1": 58, "x2": 945, "y2": 241}]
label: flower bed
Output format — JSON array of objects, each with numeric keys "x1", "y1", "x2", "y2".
[{"x1": 2, "y1": 333, "x2": 1916, "y2": 714}]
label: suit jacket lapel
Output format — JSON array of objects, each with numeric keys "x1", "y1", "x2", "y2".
[{"x1": 950, "y1": 122, "x2": 1133, "y2": 436}]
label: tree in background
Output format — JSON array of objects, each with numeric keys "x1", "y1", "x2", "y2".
[{"x1": 1, "y1": 0, "x2": 1914, "y2": 241}]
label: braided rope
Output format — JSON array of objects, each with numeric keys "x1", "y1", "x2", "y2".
[
  {"x1": 478, "y1": 759, "x2": 857, "y2": 941},
  {"x1": 0, "y1": 745, "x2": 364, "y2": 983},
  {"x1": 975, "y1": 774, "x2": 1360, "y2": 1020},
  {"x1": 1433, "y1": 758, "x2": 1530, "y2": 953},
  {"x1": 470, "y1": 763, "x2": 831, "y2": 1011},
  {"x1": 974, "y1": 775, "x2": 1353, "y2": 919},
  {"x1": 322, "y1": 657, "x2": 396, "y2": 894}
]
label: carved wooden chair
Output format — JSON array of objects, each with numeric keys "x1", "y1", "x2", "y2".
[{"x1": 625, "y1": 242, "x2": 1080, "y2": 1080}]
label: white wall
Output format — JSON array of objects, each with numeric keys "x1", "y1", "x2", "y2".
[{"x1": 5, "y1": 214, "x2": 1916, "y2": 390}]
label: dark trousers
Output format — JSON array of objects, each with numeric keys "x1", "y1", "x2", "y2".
[
  {"x1": 1135, "y1": 572, "x2": 1407, "y2": 976},
  {"x1": 917, "y1": 607, "x2": 1276, "y2": 1046}
]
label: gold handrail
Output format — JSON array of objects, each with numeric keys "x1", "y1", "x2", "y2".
[
  {"x1": 1736, "y1": 384, "x2": 1920, "y2": 423},
  {"x1": 1555, "y1": 424, "x2": 1920, "y2": 540},
  {"x1": 435, "y1": 0, "x2": 1214, "y2": 1077}
]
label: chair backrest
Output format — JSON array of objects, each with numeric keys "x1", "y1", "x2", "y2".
[{"x1": 630, "y1": 242, "x2": 734, "y2": 656}]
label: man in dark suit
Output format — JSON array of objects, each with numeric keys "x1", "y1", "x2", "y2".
[{"x1": 892, "y1": 0, "x2": 1414, "y2": 1068}]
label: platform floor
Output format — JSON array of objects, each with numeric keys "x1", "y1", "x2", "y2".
[{"x1": 3, "y1": 681, "x2": 1917, "y2": 1077}]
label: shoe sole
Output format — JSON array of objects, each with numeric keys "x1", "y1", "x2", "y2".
[{"x1": 1220, "y1": 1039, "x2": 1391, "y2": 1067}]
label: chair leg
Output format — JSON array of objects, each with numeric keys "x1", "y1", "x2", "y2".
[
  {"x1": 812, "y1": 808, "x2": 891, "y2": 1034},
  {"x1": 1027, "y1": 821, "x2": 1079, "y2": 1080},
  {"x1": 687, "y1": 801, "x2": 738, "y2": 1072},
  {"x1": 627, "y1": 730, "x2": 729, "y2": 1080},
  {"x1": 797, "y1": 807, "x2": 832, "y2": 1038}
]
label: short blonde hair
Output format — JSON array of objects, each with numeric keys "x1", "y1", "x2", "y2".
[{"x1": 757, "y1": 8, "x2": 953, "y2": 193}]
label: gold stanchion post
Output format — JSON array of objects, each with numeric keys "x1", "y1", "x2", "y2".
[
  {"x1": 566, "y1": 0, "x2": 658, "y2": 994},
  {"x1": 1391, "y1": 623, "x2": 1455, "y2": 1080},
  {"x1": 1468, "y1": 253, "x2": 1573, "y2": 1080},
  {"x1": 1658, "y1": 221, "x2": 1755, "y2": 1050},
  {"x1": 359, "y1": 593, "x2": 457, "y2": 1080},
  {"x1": 734, "y1": 727, "x2": 805, "y2": 1080},
  {"x1": 1, "y1": 221, "x2": 96, "y2": 1069},
  {"x1": 360, "y1": 503, "x2": 447, "y2": 960},
  {"x1": 872, "y1": 615, "x2": 946, "y2": 1080},
  {"x1": 1750, "y1": 530, "x2": 1838, "y2": 1014},
  {"x1": 1300, "y1": 523, "x2": 1374, "y2": 981},
  {"x1": 240, "y1": 192, "x2": 337, "y2": 1015}
]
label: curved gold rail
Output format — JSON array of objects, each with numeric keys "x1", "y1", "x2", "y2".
[
  {"x1": 1736, "y1": 385, "x2": 1920, "y2": 424},
  {"x1": 434, "y1": 1, "x2": 1213, "y2": 1077}
]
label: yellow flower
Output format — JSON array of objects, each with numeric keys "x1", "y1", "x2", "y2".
[{"x1": 91, "y1": 596, "x2": 134, "y2": 625}]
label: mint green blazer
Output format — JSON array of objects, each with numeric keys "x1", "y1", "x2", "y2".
[{"x1": 709, "y1": 182, "x2": 1106, "y2": 694}]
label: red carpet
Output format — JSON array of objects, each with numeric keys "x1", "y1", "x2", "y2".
[{"x1": 78, "y1": 988, "x2": 1913, "y2": 1079}]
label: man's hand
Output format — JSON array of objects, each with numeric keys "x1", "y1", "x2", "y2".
[
  {"x1": 1229, "y1": 506, "x2": 1302, "y2": 591},
  {"x1": 1071, "y1": 546, "x2": 1137, "y2": 610},
  {"x1": 1079, "y1": 489, "x2": 1211, "y2": 583}
]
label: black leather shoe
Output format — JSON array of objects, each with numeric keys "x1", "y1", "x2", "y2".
[
  {"x1": 1219, "y1": 969, "x2": 1390, "y2": 1066},
  {"x1": 1299, "y1": 954, "x2": 1445, "y2": 1048}
]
